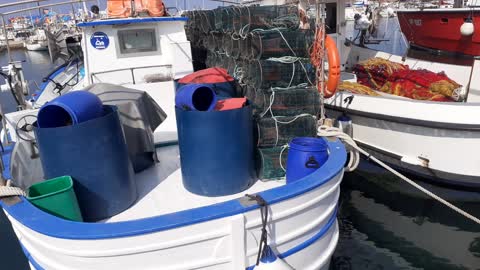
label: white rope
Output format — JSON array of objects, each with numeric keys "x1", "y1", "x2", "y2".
[
  {"x1": 279, "y1": 144, "x2": 288, "y2": 172},
  {"x1": 318, "y1": 125, "x2": 480, "y2": 225},
  {"x1": 0, "y1": 180, "x2": 26, "y2": 197},
  {"x1": 317, "y1": 125, "x2": 360, "y2": 172}
]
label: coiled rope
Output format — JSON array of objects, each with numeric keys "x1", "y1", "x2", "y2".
[
  {"x1": 0, "y1": 179, "x2": 26, "y2": 197},
  {"x1": 318, "y1": 124, "x2": 480, "y2": 225}
]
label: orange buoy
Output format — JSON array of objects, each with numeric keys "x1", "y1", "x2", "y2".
[
  {"x1": 321, "y1": 35, "x2": 341, "y2": 98},
  {"x1": 108, "y1": 0, "x2": 165, "y2": 18},
  {"x1": 310, "y1": 30, "x2": 341, "y2": 99},
  {"x1": 107, "y1": 0, "x2": 132, "y2": 18},
  {"x1": 145, "y1": 0, "x2": 166, "y2": 17}
]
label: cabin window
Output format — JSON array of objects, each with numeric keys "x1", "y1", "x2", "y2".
[{"x1": 118, "y1": 29, "x2": 157, "y2": 54}]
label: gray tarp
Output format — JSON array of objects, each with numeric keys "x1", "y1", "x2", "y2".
[{"x1": 11, "y1": 84, "x2": 166, "y2": 189}]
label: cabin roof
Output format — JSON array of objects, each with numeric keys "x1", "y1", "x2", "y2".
[{"x1": 77, "y1": 17, "x2": 188, "y2": 28}]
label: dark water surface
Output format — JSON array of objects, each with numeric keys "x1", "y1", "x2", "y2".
[{"x1": 1, "y1": 18, "x2": 480, "y2": 270}]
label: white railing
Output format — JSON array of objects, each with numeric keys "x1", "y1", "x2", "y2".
[{"x1": 91, "y1": 65, "x2": 174, "y2": 85}]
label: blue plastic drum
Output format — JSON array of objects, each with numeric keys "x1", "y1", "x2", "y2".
[
  {"x1": 175, "y1": 84, "x2": 217, "y2": 111},
  {"x1": 35, "y1": 105, "x2": 137, "y2": 221},
  {"x1": 37, "y1": 91, "x2": 103, "y2": 128},
  {"x1": 286, "y1": 137, "x2": 329, "y2": 184},
  {"x1": 176, "y1": 105, "x2": 256, "y2": 196}
]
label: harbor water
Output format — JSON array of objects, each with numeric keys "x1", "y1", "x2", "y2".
[{"x1": 1, "y1": 18, "x2": 479, "y2": 270}]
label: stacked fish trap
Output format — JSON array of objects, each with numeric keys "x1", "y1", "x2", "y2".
[{"x1": 185, "y1": 5, "x2": 320, "y2": 180}]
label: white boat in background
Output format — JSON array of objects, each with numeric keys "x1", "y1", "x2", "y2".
[
  {"x1": 0, "y1": 1, "x2": 347, "y2": 269},
  {"x1": 325, "y1": 0, "x2": 480, "y2": 188},
  {"x1": 25, "y1": 29, "x2": 48, "y2": 51},
  {"x1": 25, "y1": 41, "x2": 48, "y2": 51}
]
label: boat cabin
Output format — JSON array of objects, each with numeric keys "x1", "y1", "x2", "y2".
[{"x1": 77, "y1": 17, "x2": 193, "y2": 86}]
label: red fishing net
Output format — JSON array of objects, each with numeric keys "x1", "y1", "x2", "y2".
[{"x1": 353, "y1": 58, "x2": 462, "y2": 102}]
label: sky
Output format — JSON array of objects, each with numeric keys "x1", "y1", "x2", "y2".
[{"x1": 0, "y1": 0, "x2": 234, "y2": 17}]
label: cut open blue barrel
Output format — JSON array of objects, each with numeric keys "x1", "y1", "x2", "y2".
[
  {"x1": 35, "y1": 105, "x2": 136, "y2": 221},
  {"x1": 37, "y1": 91, "x2": 103, "y2": 128},
  {"x1": 176, "y1": 105, "x2": 256, "y2": 196},
  {"x1": 175, "y1": 84, "x2": 217, "y2": 111}
]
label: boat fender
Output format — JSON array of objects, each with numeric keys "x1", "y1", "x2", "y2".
[
  {"x1": 335, "y1": 96, "x2": 354, "y2": 137},
  {"x1": 253, "y1": 245, "x2": 294, "y2": 270},
  {"x1": 321, "y1": 35, "x2": 341, "y2": 99},
  {"x1": 335, "y1": 114, "x2": 353, "y2": 138},
  {"x1": 460, "y1": 19, "x2": 474, "y2": 36},
  {"x1": 386, "y1": 7, "x2": 395, "y2": 17}
]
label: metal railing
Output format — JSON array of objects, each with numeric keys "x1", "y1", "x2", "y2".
[
  {"x1": 91, "y1": 64, "x2": 173, "y2": 85},
  {"x1": 0, "y1": 0, "x2": 100, "y2": 62}
]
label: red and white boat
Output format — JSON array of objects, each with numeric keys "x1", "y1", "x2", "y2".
[{"x1": 397, "y1": 3, "x2": 480, "y2": 56}]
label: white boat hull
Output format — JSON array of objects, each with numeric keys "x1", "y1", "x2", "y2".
[
  {"x1": 2, "y1": 141, "x2": 346, "y2": 270},
  {"x1": 328, "y1": 46, "x2": 480, "y2": 187},
  {"x1": 26, "y1": 42, "x2": 48, "y2": 51}
]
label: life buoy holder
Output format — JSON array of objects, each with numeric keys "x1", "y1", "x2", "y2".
[{"x1": 320, "y1": 35, "x2": 341, "y2": 99}]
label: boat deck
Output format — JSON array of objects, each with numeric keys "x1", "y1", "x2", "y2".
[{"x1": 104, "y1": 144, "x2": 284, "y2": 223}]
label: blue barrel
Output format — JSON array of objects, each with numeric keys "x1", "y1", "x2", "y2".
[
  {"x1": 176, "y1": 105, "x2": 256, "y2": 196},
  {"x1": 34, "y1": 105, "x2": 137, "y2": 221},
  {"x1": 175, "y1": 84, "x2": 218, "y2": 111},
  {"x1": 37, "y1": 91, "x2": 103, "y2": 128},
  {"x1": 286, "y1": 137, "x2": 329, "y2": 184},
  {"x1": 177, "y1": 81, "x2": 236, "y2": 98}
]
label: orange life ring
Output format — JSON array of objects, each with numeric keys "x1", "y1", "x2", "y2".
[{"x1": 319, "y1": 35, "x2": 341, "y2": 98}]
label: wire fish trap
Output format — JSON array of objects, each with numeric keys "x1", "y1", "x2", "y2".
[
  {"x1": 248, "y1": 59, "x2": 315, "y2": 89},
  {"x1": 224, "y1": 33, "x2": 241, "y2": 59},
  {"x1": 190, "y1": 10, "x2": 215, "y2": 34},
  {"x1": 258, "y1": 86, "x2": 320, "y2": 117},
  {"x1": 206, "y1": 32, "x2": 224, "y2": 53},
  {"x1": 237, "y1": 5, "x2": 299, "y2": 34},
  {"x1": 205, "y1": 51, "x2": 220, "y2": 68},
  {"x1": 243, "y1": 86, "x2": 265, "y2": 116},
  {"x1": 238, "y1": 34, "x2": 253, "y2": 60},
  {"x1": 256, "y1": 114, "x2": 317, "y2": 147},
  {"x1": 256, "y1": 146, "x2": 288, "y2": 180},
  {"x1": 214, "y1": 7, "x2": 236, "y2": 33},
  {"x1": 250, "y1": 29, "x2": 314, "y2": 60}
]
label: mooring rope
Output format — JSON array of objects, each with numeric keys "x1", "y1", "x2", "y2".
[
  {"x1": 245, "y1": 194, "x2": 269, "y2": 266},
  {"x1": 0, "y1": 180, "x2": 26, "y2": 197},
  {"x1": 318, "y1": 125, "x2": 480, "y2": 225}
]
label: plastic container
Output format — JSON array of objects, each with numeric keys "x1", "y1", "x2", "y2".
[
  {"x1": 176, "y1": 105, "x2": 256, "y2": 196},
  {"x1": 35, "y1": 105, "x2": 136, "y2": 221},
  {"x1": 286, "y1": 137, "x2": 329, "y2": 184},
  {"x1": 27, "y1": 176, "x2": 83, "y2": 222},
  {"x1": 37, "y1": 91, "x2": 103, "y2": 128},
  {"x1": 177, "y1": 67, "x2": 236, "y2": 98},
  {"x1": 177, "y1": 82, "x2": 235, "y2": 99},
  {"x1": 175, "y1": 84, "x2": 218, "y2": 111}
]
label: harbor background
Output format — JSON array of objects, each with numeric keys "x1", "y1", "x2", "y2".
[{"x1": 0, "y1": 12, "x2": 479, "y2": 270}]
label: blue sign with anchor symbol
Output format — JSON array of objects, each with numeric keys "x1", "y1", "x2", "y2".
[{"x1": 90, "y1": 32, "x2": 110, "y2": 50}]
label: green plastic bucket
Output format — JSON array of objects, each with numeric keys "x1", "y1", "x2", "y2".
[{"x1": 27, "y1": 176, "x2": 83, "y2": 222}]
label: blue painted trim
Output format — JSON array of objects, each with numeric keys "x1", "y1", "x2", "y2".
[
  {"x1": 20, "y1": 243, "x2": 45, "y2": 270},
  {"x1": 1, "y1": 142, "x2": 14, "y2": 180},
  {"x1": 34, "y1": 65, "x2": 68, "y2": 101},
  {"x1": 77, "y1": 17, "x2": 188, "y2": 27},
  {"x1": 0, "y1": 140, "x2": 346, "y2": 240},
  {"x1": 246, "y1": 208, "x2": 337, "y2": 270},
  {"x1": 278, "y1": 208, "x2": 337, "y2": 259}
]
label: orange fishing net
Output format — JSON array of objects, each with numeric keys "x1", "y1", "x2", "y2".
[{"x1": 338, "y1": 81, "x2": 380, "y2": 96}]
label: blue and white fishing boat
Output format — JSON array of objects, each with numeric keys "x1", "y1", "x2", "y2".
[{"x1": 0, "y1": 1, "x2": 347, "y2": 269}]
